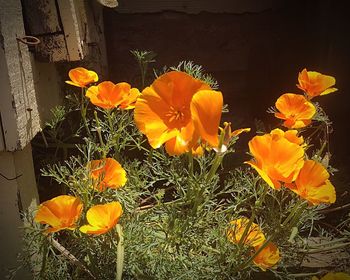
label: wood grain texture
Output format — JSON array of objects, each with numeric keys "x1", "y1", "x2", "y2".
[{"x1": 0, "y1": 0, "x2": 41, "y2": 151}]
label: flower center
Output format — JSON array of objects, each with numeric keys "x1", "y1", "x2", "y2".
[{"x1": 165, "y1": 106, "x2": 190, "y2": 128}]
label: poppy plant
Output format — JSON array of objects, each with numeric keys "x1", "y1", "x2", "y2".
[
  {"x1": 88, "y1": 158, "x2": 127, "y2": 191},
  {"x1": 287, "y1": 160, "x2": 336, "y2": 205},
  {"x1": 274, "y1": 93, "x2": 316, "y2": 129},
  {"x1": 253, "y1": 242, "x2": 280, "y2": 271},
  {"x1": 86, "y1": 81, "x2": 140, "y2": 109},
  {"x1": 227, "y1": 217, "x2": 266, "y2": 247},
  {"x1": 297, "y1": 68, "x2": 337, "y2": 98},
  {"x1": 246, "y1": 129, "x2": 305, "y2": 189},
  {"x1": 80, "y1": 201, "x2": 123, "y2": 235},
  {"x1": 34, "y1": 195, "x2": 83, "y2": 233},
  {"x1": 65, "y1": 67, "x2": 98, "y2": 88},
  {"x1": 134, "y1": 71, "x2": 223, "y2": 155}
]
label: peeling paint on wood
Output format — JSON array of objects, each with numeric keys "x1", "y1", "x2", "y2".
[
  {"x1": 57, "y1": 0, "x2": 86, "y2": 61},
  {"x1": 35, "y1": 33, "x2": 69, "y2": 61},
  {"x1": 22, "y1": 0, "x2": 61, "y2": 35},
  {"x1": 0, "y1": 0, "x2": 41, "y2": 151}
]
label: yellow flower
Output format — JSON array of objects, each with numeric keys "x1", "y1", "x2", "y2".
[
  {"x1": 287, "y1": 160, "x2": 336, "y2": 205},
  {"x1": 275, "y1": 93, "x2": 316, "y2": 128},
  {"x1": 65, "y1": 67, "x2": 98, "y2": 88},
  {"x1": 34, "y1": 195, "x2": 83, "y2": 233},
  {"x1": 227, "y1": 217, "x2": 266, "y2": 247},
  {"x1": 246, "y1": 129, "x2": 305, "y2": 189},
  {"x1": 312, "y1": 272, "x2": 350, "y2": 280},
  {"x1": 88, "y1": 158, "x2": 127, "y2": 192},
  {"x1": 297, "y1": 68, "x2": 337, "y2": 98},
  {"x1": 80, "y1": 201, "x2": 123, "y2": 235},
  {"x1": 134, "y1": 71, "x2": 223, "y2": 155},
  {"x1": 86, "y1": 81, "x2": 140, "y2": 109},
  {"x1": 253, "y1": 242, "x2": 280, "y2": 271}
]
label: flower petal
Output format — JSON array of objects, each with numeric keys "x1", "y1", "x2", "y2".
[{"x1": 190, "y1": 90, "x2": 223, "y2": 147}]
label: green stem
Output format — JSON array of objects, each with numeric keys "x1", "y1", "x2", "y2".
[
  {"x1": 282, "y1": 200, "x2": 307, "y2": 228},
  {"x1": 40, "y1": 239, "x2": 49, "y2": 278},
  {"x1": 81, "y1": 87, "x2": 91, "y2": 137},
  {"x1": 286, "y1": 201, "x2": 308, "y2": 229},
  {"x1": 240, "y1": 199, "x2": 307, "y2": 270},
  {"x1": 206, "y1": 153, "x2": 223, "y2": 183},
  {"x1": 94, "y1": 111, "x2": 107, "y2": 157},
  {"x1": 188, "y1": 151, "x2": 194, "y2": 177},
  {"x1": 115, "y1": 224, "x2": 124, "y2": 280},
  {"x1": 238, "y1": 184, "x2": 268, "y2": 248},
  {"x1": 240, "y1": 235, "x2": 273, "y2": 269}
]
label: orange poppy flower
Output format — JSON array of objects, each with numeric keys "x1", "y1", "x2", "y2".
[
  {"x1": 88, "y1": 158, "x2": 127, "y2": 191},
  {"x1": 287, "y1": 160, "x2": 336, "y2": 205},
  {"x1": 134, "y1": 71, "x2": 223, "y2": 156},
  {"x1": 65, "y1": 67, "x2": 98, "y2": 88},
  {"x1": 253, "y1": 242, "x2": 280, "y2": 271},
  {"x1": 227, "y1": 217, "x2": 266, "y2": 248},
  {"x1": 312, "y1": 272, "x2": 350, "y2": 280},
  {"x1": 80, "y1": 201, "x2": 123, "y2": 235},
  {"x1": 275, "y1": 93, "x2": 316, "y2": 128},
  {"x1": 270, "y1": 128, "x2": 304, "y2": 146},
  {"x1": 246, "y1": 129, "x2": 305, "y2": 189},
  {"x1": 86, "y1": 81, "x2": 140, "y2": 109},
  {"x1": 34, "y1": 195, "x2": 83, "y2": 233},
  {"x1": 297, "y1": 68, "x2": 337, "y2": 98}
]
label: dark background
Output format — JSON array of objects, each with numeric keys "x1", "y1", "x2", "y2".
[{"x1": 104, "y1": 0, "x2": 350, "y2": 202}]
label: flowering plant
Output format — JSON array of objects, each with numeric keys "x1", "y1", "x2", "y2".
[{"x1": 19, "y1": 55, "x2": 349, "y2": 280}]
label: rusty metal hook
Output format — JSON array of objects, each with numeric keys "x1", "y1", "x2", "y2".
[{"x1": 16, "y1": 35, "x2": 41, "y2": 46}]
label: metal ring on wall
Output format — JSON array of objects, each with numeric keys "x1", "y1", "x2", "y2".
[{"x1": 16, "y1": 35, "x2": 41, "y2": 46}]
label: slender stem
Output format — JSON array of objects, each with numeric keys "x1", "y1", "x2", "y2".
[
  {"x1": 40, "y1": 239, "x2": 48, "y2": 278},
  {"x1": 115, "y1": 224, "x2": 124, "y2": 280},
  {"x1": 94, "y1": 111, "x2": 107, "y2": 157},
  {"x1": 206, "y1": 153, "x2": 223, "y2": 183},
  {"x1": 238, "y1": 184, "x2": 268, "y2": 248},
  {"x1": 240, "y1": 199, "x2": 307, "y2": 270},
  {"x1": 282, "y1": 200, "x2": 307, "y2": 228},
  {"x1": 188, "y1": 151, "x2": 194, "y2": 177},
  {"x1": 81, "y1": 87, "x2": 91, "y2": 137},
  {"x1": 240, "y1": 235, "x2": 273, "y2": 269}
]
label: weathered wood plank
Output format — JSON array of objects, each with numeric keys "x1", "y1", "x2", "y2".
[
  {"x1": 22, "y1": 0, "x2": 62, "y2": 35},
  {"x1": 35, "y1": 33, "x2": 69, "y2": 62},
  {"x1": 57, "y1": 0, "x2": 86, "y2": 61},
  {"x1": 0, "y1": 0, "x2": 41, "y2": 151}
]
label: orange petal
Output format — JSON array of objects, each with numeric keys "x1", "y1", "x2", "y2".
[
  {"x1": 134, "y1": 87, "x2": 179, "y2": 148},
  {"x1": 227, "y1": 217, "x2": 266, "y2": 247},
  {"x1": 34, "y1": 195, "x2": 83, "y2": 233},
  {"x1": 88, "y1": 158, "x2": 127, "y2": 191},
  {"x1": 245, "y1": 161, "x2": 280, "y2": 189},
  {"x1": 294, "y1": 160, "x2": 336, "y2": 205},
  {"x1": 67, "y1": 67, "x2": 98, "y2": 87},
  {"x1": 80, "y1": 202, "x2": 123, "y2": 235},
  {"x1": 191, "y1": 90, "x2": 223, "y2": 147},
  {"x1": 253, "y1": 242, "x2": 280, "y2": 271}
]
